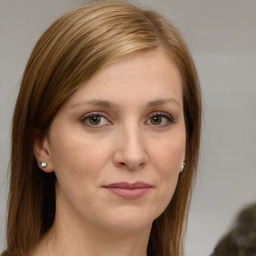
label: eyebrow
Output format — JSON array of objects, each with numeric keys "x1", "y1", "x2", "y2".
[
  {"x1": 70, "y1": 99, "x2": 117, "y2": 109},
  {"x1": 70, "y1": 98, "x2": 181, "y2": 109},
  {"x1": 146, "y1": 99, "x2": 181, "y2": 109}
]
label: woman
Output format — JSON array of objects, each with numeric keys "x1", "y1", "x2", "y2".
[{"x1": 2, "y1": 1, "x2": 201, "y2": 256}]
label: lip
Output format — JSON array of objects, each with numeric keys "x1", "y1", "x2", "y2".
[{"x1": 103, "y1": 182, "x2": 153, "y2": 199}]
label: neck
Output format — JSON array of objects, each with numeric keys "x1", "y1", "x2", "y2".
[{"x1": 31, "y1": 210, "x2": 151, "y2": 256}]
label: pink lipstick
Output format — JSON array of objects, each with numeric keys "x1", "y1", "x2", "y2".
[{"x1": 103, "y1": 182, "x2": 152, "y2": 199}]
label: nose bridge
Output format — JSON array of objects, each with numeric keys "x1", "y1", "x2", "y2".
[
  {"x1": 114, "y1": 121, "x2": 148, "y2": 169},
  {"x1": 124, "y1": 123, "x2": 144, "y2": 152}
]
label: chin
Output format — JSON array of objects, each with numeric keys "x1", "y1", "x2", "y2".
[
  {"x1": 104, "y1": 219, "x2": 152, "y2": 235},
  {"x1": 97, "y1": 206, "x2": 157, "y2": 234}
]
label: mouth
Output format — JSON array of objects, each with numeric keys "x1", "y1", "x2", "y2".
[{"x1": 103, "y1": 182, "x2": 153, "y2": 199}]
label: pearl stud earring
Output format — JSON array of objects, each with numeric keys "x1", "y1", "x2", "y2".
[
  {"x1": 180, "y1": 163, "x2": 185, "y2": 173},
  {"x1": 40, "y1": 162, "x2": 47, "y2": 168}
]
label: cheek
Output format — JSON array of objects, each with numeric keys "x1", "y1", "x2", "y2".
[
  {"x1": 50, "y1": 132, "x2": 114, "y2": 213},
  {"x1": 149, "y1": 132, "x2": 185, "y2": 205},
  {"x1": 150, "y1": 133, "x2": 185, "y2": 175},
  {"x1": 49, "y1": 130, "x2": 112, "y2": 184}
]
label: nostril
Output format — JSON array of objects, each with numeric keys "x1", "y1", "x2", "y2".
[{"x1": 118, "y1": 161, "x2": 142, "y2": 170}]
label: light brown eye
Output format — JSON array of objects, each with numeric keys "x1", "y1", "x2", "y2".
[
  {"x1": 89, "y1": 115, "x2": 101, "y2": 125},
  {"x1": 82, "y1": 112, "x2": 111, "y2": 128},
  {"x1": 150, "y1": 115, "x2": 162, "y2": 125},
  {"x1": 146, "y1": 113, "x2": 174, "y2": 127}
]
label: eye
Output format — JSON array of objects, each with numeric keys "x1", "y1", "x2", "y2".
[
  {"x1": 81, "y1": 112, "x2": 111, "y2": 127},
  {"x1": 146, "y1": 113, "x2": 174, "y2": 127}
]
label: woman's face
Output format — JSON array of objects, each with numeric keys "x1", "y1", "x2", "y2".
[{"x1": 40, "y1": 49, "x2": 186, "y2": 234}]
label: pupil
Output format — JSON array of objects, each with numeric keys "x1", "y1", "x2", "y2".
[
  {"x1": 90, "y1": 115, "x2": 100, "y2": 125},
  {"x1": 152, "y1": 116, "x2": 162, "y2": 125}
]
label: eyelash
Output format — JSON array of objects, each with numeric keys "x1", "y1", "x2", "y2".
[
  {"x1": 81, "y1": 111, "x2": 175, "y2": 128},
  {"x1": 81, "y1": 112, "x2": 112, "y2": 128},
  {"x1": 146, "y1": 112, "x2": 175, "y2": 127}
]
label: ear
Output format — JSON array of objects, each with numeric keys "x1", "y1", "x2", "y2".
[{"x1": 33, "y1": 129, "x2": 54, "y2": 173}]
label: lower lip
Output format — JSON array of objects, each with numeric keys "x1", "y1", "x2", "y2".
[{"x1": 105, "y1": 187, "x2": 151, "y2": 199}]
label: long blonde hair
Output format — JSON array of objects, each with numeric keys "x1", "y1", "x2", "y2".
[{"x1": 2, "y1": 2, "x2": 201, "y2": 256}]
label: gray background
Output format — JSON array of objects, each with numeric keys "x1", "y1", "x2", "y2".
[{"x1": 0, "y1": 1, "x2": 256, "y2": 255}]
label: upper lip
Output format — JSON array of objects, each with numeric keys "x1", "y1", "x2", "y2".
[{"x1": 103, "y1": 182, "x2": 152, "y2": 188}]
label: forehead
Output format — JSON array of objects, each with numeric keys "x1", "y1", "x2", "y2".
[{"x1": 65, "y1": 49, "x2": 183, "y2": 109}]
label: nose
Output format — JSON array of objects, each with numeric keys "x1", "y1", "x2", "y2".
[{"x1": 112, "y1": 125, "x2": 148, "y2": 170}]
